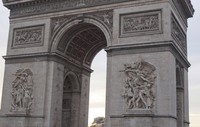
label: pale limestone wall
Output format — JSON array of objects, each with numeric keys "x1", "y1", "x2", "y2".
[
  {"x1": 79, "y1": 74, "x2": 91, "y2": 127},
  {"x1": 106, "y1": 51, "x2": 177, "y2": 127},
  {"x1": 1, "y1": 61, "x2": 48, "y2": 116}
]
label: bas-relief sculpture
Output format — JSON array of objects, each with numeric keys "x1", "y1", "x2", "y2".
[
  {"x1": 171, "y1": 15, "x2": 187, "y2": 54},
  {"x1": 10, "y1": 69, "x2": 34, "y2": 113},
  {"x1": 120, "y1": 11, "x2": 161, "y2": 37},
  {"x1": 12, "y1": 25, "x2": 44, "y2": 48},
  {"x1": 121, "y1": 60, "x2": 156, "y2": 109}
]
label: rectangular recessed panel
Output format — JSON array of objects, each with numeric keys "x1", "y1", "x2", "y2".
[
  {"x1": 120, "y1": 10, "x2": 162, "y2": 37},
  {"x1": 12, "y1": 25, "x2": 44, "y2": 48}
]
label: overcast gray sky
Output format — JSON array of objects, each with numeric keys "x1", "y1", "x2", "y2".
[{"x1": 0, "y1": 0, "x2": 199, "y2": 126}]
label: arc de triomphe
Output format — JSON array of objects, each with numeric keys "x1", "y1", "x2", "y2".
[{"x1": 0, "y1": 0, "x2": 194, "y2": 127}]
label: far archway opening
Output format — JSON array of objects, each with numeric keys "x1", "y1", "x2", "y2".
[{"x1": 88, "y1": 50, "x2": 107, "y2": 126}]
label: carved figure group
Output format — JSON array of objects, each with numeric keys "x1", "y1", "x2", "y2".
[
  {"x1": 10, "y1": 69, "x2": 34, "y2": 112},
  {"x1": 123, "y1": 15, "x2": 159, "y2": 33},
  {"x1": 15, "y1": 28, "x2": 42, "y2": 45},
  {"x1": 122, "y1": 60, "x2": 156, "y2": 109}
]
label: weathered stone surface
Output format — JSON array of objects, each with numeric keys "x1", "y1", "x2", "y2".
[{"x1": 0, "y1": 0, "x2": 194, "y2": 127}]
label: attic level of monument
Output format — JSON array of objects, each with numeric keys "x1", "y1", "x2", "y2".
[{"x1": 3, "y1": 0, "x2": 194, "y2": 19}]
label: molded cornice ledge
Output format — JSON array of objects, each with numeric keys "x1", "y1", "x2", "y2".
[
  {"x1": 3, "y1": 0, "x2": 53, "y2": 9},
  {"x1": 179, "y1": 0, "x2": 194, "y2": 18}
]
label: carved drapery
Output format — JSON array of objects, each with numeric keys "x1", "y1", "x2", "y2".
[
  {"x1": 121, "y1": 60, "x2": 156, "y2": 109},
  {"x1": 12, "y1": 25, "x2": 44, "y2": 48},
  {"x1": 10, "y1": 69, "x2": 34, "y2": 113}
]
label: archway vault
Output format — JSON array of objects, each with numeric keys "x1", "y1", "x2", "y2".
[{"x1": 50, "y1": 17, "x2": 111, "y2": 67}]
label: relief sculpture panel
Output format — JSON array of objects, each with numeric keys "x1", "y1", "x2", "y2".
[
  {"x1": 171, "y1": 15, "x2": 187, "y2": 54},
  {"x1": 12, "y1": 25, "x2": 44, "y2": 48},
  {"x1": 10, "y1": 69, "x2": 34, "y2": 114},
  {"x1": 120, "y1": 11, "x2": 162, "y2": 37},
  {"x1": 121, "y1": 60, "x2": 156, "y2": 109}
]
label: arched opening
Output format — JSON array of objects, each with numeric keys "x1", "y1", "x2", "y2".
[
  {"x1": 62, "y1": 74, "x2": 81, "y2": 127},
  {"x1": 88, "y1": 50, "x2": 106, "y2": 125},
  {"x1": 53, "y1": 21, "x2": 109, "y2": 127},
  {"x1": 54, "y1": 22, "x2": 107, "y2": 67}
]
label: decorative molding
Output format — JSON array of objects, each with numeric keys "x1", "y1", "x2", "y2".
[
  {"x1": 51, "y1": 15, "x2": 74, "y2": 34},
  {"x1": 10, "y1": 68, "x2": 34, "y2": 114},
  {"x1": 12, "y1": 25, "x2": 44, "y2": 48},
  {"x1": 121, "y1": 60, "x2": 156, "y2": 109},
  {"x1": 8, "y1": 0, "x2": 130, "y2": 18},
  {"x1": 171, "y1": 15, "x2": 187, "y2": 54},
  {"x1": 120, "y1": 10, "x2": 162, "y2": 37},
  {"x1": 51, "y1": 10, "x2": 113, "y2": 35},
  {"x1": 91, "y1": 10, "x2": 113, "y2": 34}
]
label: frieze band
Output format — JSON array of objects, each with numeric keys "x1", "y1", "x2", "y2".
[
  {"x1": 9, "y1": 0, "x2": 133, "y2": 18},
  {"x1": 120, "y1": 11, "x2": 162, "y2": 37}
]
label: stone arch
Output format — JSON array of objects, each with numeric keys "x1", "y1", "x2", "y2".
[
  {"x1": 50, "y1": 16, "x2": 111, "y2": 67},
  {"x1": 51, "y1": 16, "x2": 110, "y2": 127},
  {"x1": 64, "y1": 71, "x2": 81, "y2": 92},
  {"x1": 62, "y1": 71, "x2": 81, "y2": 127}
]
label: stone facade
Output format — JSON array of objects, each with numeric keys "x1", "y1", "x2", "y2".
[{"x1": 0, "y1": 0, "x2": 194, "y2": 127}]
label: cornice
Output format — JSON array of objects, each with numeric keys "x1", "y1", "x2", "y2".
[
  {"x1": 3, "y1": 0, "x2": 133, "y2": 9},
  {"x1": 105, "y1": 41, "x2": 191, "y2": 69},
  {"x1": 178, "y1": 0, "x2": 194, "y2": 18},
  {"x1": 3, "y1": 0, "x2": 55, "y2": 8},
  {"x1": 4, "y1": 0, "x2": 134, "y2": 18},
  {"x1": 3, "y1": 52, "x2": 93, "y2": 73}
]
